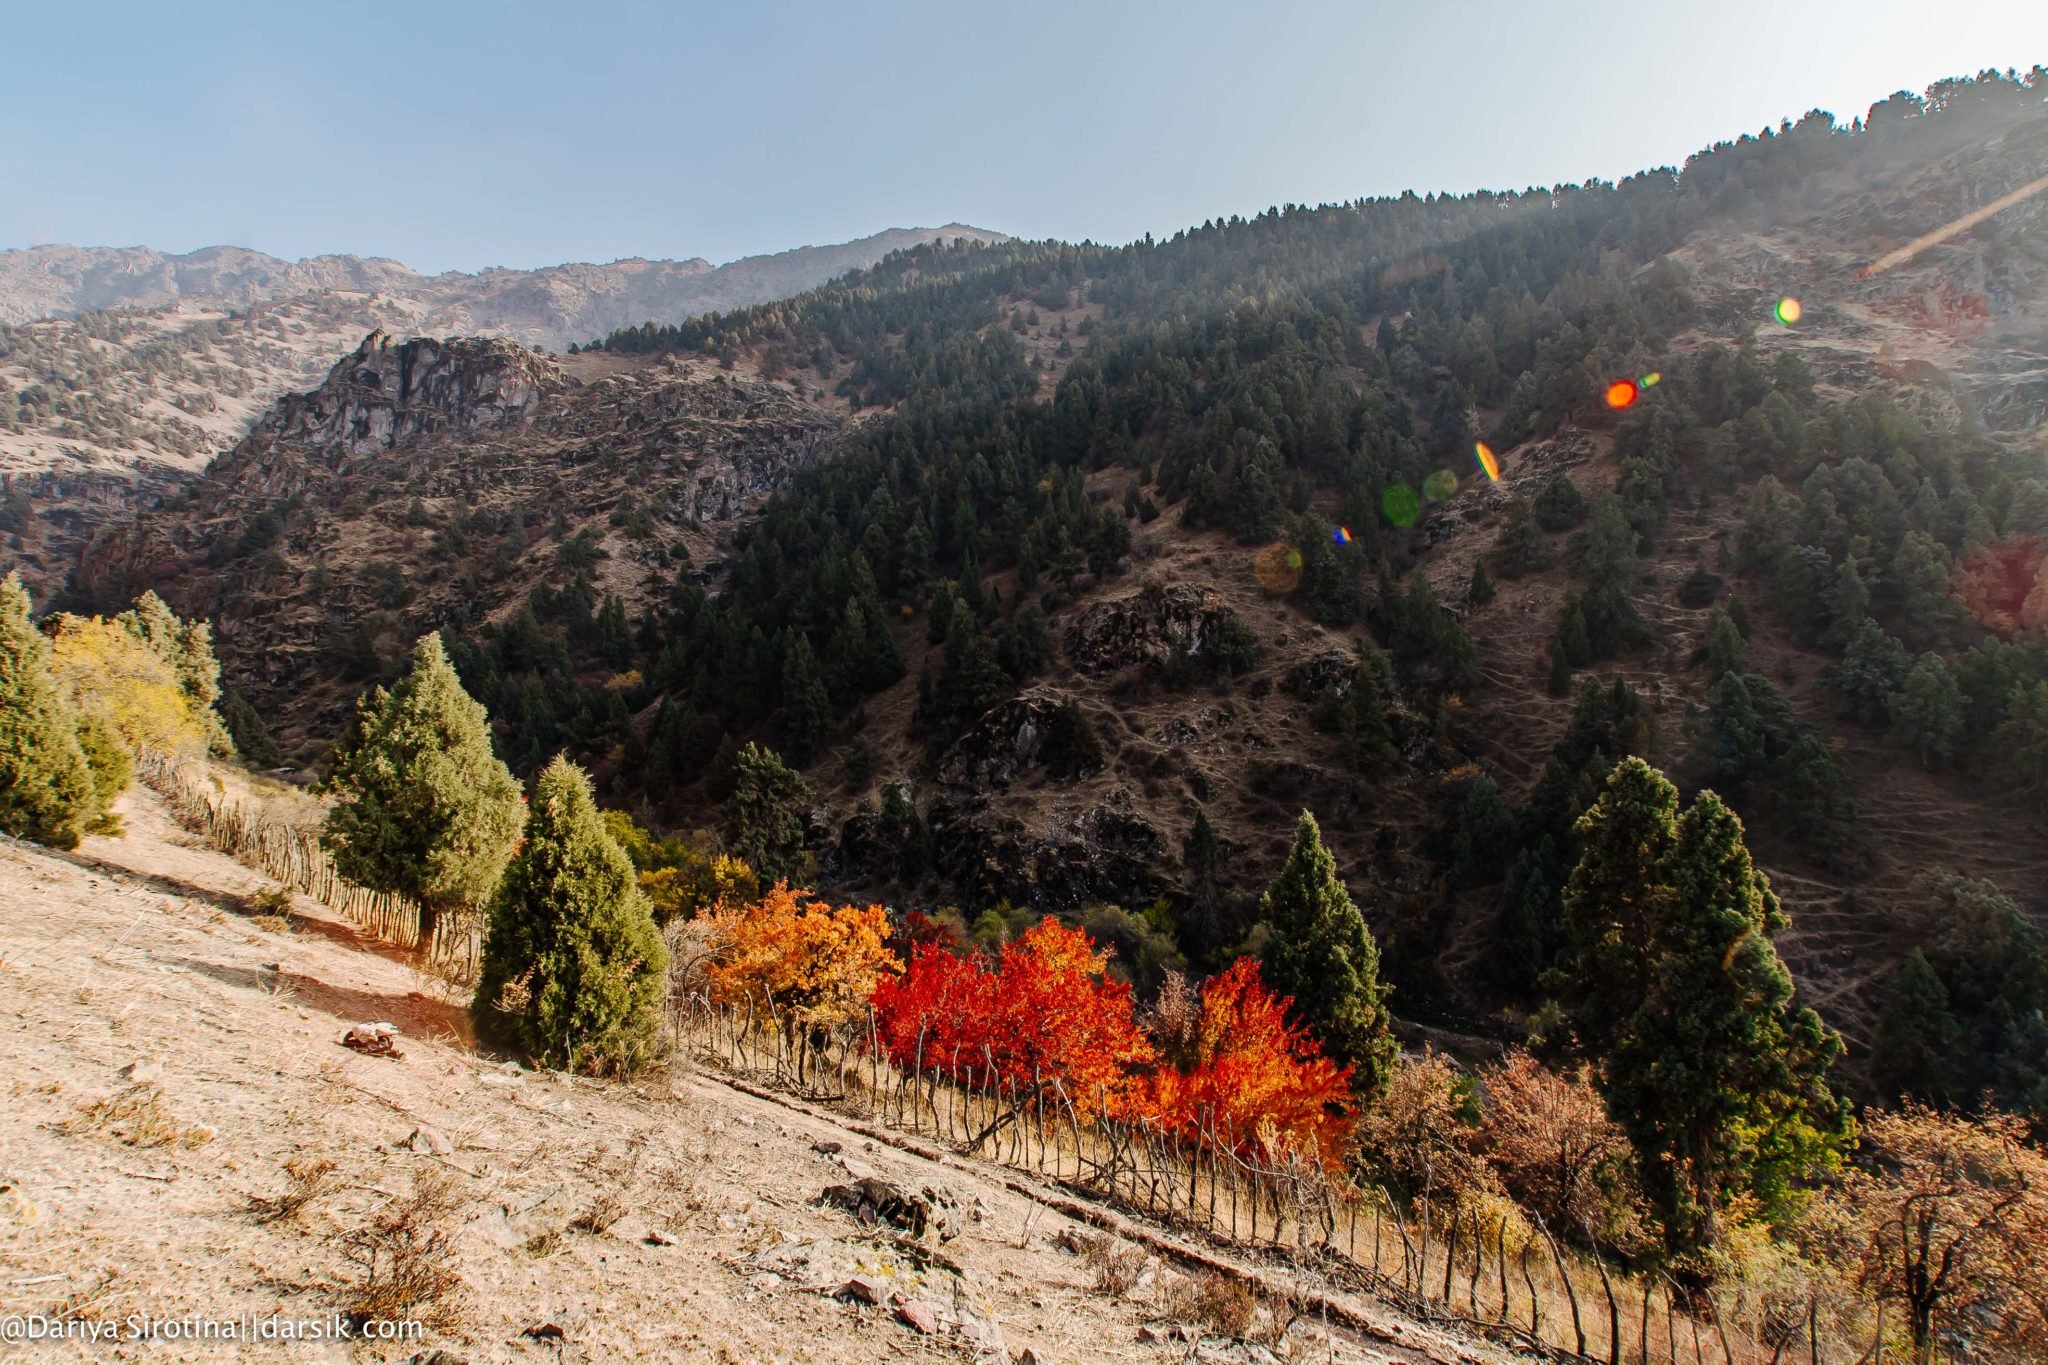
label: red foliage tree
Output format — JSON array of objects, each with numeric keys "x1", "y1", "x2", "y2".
[
  {"x1": 870, "y1": 917, "x2": 1155, "y2": 1122},
  {"x1": 1146, "y1": 957, "x2": 1354, "y2": 1167}
]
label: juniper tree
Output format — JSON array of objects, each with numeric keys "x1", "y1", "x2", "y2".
[
  {"x1": 1557, "y1": 757, "x2": 1851, "y2": 1263},
  {"x1": 724, "y1": 740, "x2": 815, "y2": 884},
  {"x1": 1259, "y1": 810, "x2": 1396, "y2": 1096},
  {"x1": 1466, "y1": 558, "x2": 1494, "y2": 606},
  {"x1": 473, "y1": 756, "x2": 668, "y2": 1074},
  {"x1": 0, "y1": 573, "x2": 94, "y2": 849},
  {"x1": 322, "y1": 634, "x2": 526, "y2": 949},
  {"x1": 1888, "y1": 652, "x2": 1965, "y2": 768}
]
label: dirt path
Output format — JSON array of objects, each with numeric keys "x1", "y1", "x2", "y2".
[{"x1": 0, "y1": 786, "x2": 1514, "y2": 1364}]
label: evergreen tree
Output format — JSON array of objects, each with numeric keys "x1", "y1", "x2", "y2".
[
  {"x1": 724, "y1": 740, "x2": 815, "y2": 883},
  {"x1": 0, "y1": 573, "x2": 95, "y2": 850},
  {"x1": 1553, "y1": 596, "x2": 1593, "y2": 667},
  {"x1": 1987, "y1": 682, "x2": 2048, "y2": 797},
  {"x1": 1888, "y1": 652, "x2": 1964, "y2": 768},
  {"x1": 1258, "y1": 810, "x2": 1396, "y2": 1096},
  {"x1": 1466, "y1": 558, "x2": 1495, "y2": 606},
  {"x1": 1447, "y1": 774, "x2": 1513, "y2": 890},
  {"x1": 776, "y1": 632, "x2": 833, "y2": 765},
  {"x1": 1533, "y1": 473, "x2": 1589, "y2": 532},
  {"x1": 473, "y1": 756, "x2": 668, "y2": 1074},
  {"x1": 1181, "y1": 807, "x2": 1228, "y2": 962},
  {"x1": 118, "y1": 591, "x2": 230, "y2": 755},
  {"x1": 1869, "y1": 951, "x2": 1961, "y2": 1107},
  {"x1": 1558, "y1": 759, "x2": 1851, "y2": 1261},
  {"x1": 1488, "y1": 499, "x2": 1555, "y2": 579},
  {"x1": 322, "y1": 634, "x2": 526, "y2": 948},
  {"x1": 1546, "y1": 645, "x2": 1574, "y2": 697},
  {"x1": 1700, "y1": 607, "x2": 1747, "y2": 678},
  {"x1": 1832, "y1": 617, "x2": 1908, "y2": 725}
]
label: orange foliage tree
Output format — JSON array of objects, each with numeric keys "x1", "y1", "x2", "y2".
[
  {"x1": 705, "y1": 882, "x2": 899, "y2": 1031},
  {"x1": 1476, "y1": 1050, "x2": 1642, "y2": 1245},
  {"x1": 1806, "y1": 1104, "x2": 2048, "y2": 1364},
  {"x1": 1145, "y1": 957, "x2": 1354, "y2": 1167},
  {"x1": 870, "y1": 917, "x2": 1155, "y2": 1125}
]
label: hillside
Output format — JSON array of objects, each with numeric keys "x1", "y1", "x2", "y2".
[
  {"x1": 0, "y1": 783, "x2": 1507, "y2": 1363},
  {"x1": 61, "y1": 72, "x2": 2048, "y2": 1115},
  {"x1": 0, "y1": 225, "x2": 1005, "y2": 593}
]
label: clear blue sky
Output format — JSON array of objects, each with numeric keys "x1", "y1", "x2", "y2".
[{"x1": 6, "y1": 0, "x2": 2044, "y2": 275}]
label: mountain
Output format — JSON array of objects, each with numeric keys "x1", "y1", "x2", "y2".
[
  {"x1": 57, "y1": 74, "x2": 2048, "y2": 1119},
  {"x1": 0, "y1": 225, "x2": 1006, "y2": 593},
  {"x1": 0, "y1": 226, "x2": 1009, "y2": 341}
]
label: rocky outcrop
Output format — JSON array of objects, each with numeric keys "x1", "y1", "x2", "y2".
[
  {"x1": 260, "y1": 332, "x2": 561, "y2": 458},
  {"x1": 927, "y1": 789, "x2": 1164, "y2": 913},
  {"x1": 936, "y1": 689, "x2": 1104, "y2": 790},
  {"x1": 1064, "y1": 583, "x2": 1240, "y2": 674}
]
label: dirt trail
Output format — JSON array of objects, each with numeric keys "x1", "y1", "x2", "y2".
[{"x1": 0, "y1": 787, "x2": 1515, "y2": 1364}]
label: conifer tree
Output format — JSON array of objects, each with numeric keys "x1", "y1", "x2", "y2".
[
  {"x1": 724, "y1": 740, "x2": 815, "y2": 883},
  {"x1": 1701, "y1": 607, "x2": 1747, "y2": 679},
  {"x1": 1487, "y1": 499, "x2": 1555, "y2": 579},
  {"x1": 1546, "y1": 645, "x2": 1573, "y2": 697},
  {"x1": 1888, "y1": 652, "x2": 1964, "y2": 768},
  {"x1": 1832, "y1": 617, "x2": 1906, "y2": 724},
  {"x1": 0, "y1": 573, "x2": 94, "y2": 849},
  {"x1": 322, "y1": 634, "x2": 526, "y2": 948},
  {"x1": 1259, "y1": 810, "x2": 1396, "y2": 1096},
  {"x1": 1558, "y1": 758, "x2": 1851, "y2": 1261},
  {"x1": 474, "y1": 756, "x2": 668, "y2": 1074},
  {"x1": 776, "y1": 632, "x2": 833, "y2": 765},
  {"x1": 1466, "y1": 558, "x2": 1494, "y2": 606},
  {"x1": 1870, "y1": 951, "x2": 1961, "y2": 1107},
  {"x1": 118, "y1": 591, "x2": 230, "y2": 755}
]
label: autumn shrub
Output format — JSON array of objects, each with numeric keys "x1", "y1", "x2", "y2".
[
  {"x1": 1476, "y1": 1051, "x2": 1643, "y2": 1244},
  {"x1": 871, "y1": 918, "x2": 1155, "y2": 1121},
  {"x1": 704, "y1": 882, "x2": 899, "y2": 1031},
  {"x1": 1145, "y1": 957, "x2": 1354, "y2": 1167}
]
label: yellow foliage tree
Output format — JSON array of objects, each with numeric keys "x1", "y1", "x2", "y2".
[
  {"x1": 46, "y1": 614, "x2": 214, "y2": 757},
  {"x1": 705, "y1": 882, "x2": 900, "y2": 1031}
]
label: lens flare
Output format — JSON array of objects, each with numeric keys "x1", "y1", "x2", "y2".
[
  {"x1": 1381, "y1": 482, "x2": 1420, "y2": 529},
  {"x1": 1332, "y1": 525, "x2": 1353, "y2": 546},
  {"x1": 1640, "y1": 371, "x2": 1662, "y2": 388},
  {"x1": 1605, "y1": 379, "x2": 1639, "y2": 410},
  {"x1": 1774, "y1": 297, "x2": 1803, "y2": 326},
  {"x1": 1473, "y1": 442, "x2": 1500, "y2": 481},
  {"x1": 1423, "y1": 469, "x2": 1459, "y2": 501},
  {"x1": 1859, "y1": 171, "x2": 2048, "y2": 279},
  {"x1": 1252, "y1": 542, "x2": 1305, "y2": 594}
]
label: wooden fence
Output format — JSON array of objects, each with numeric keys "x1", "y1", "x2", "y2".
[
  {"x1": 133, "y1": 751, "x2": 481, "y2": 980},
  {"x1": 671, "y1": 992, "x2": 1847, "y2": 1365}
]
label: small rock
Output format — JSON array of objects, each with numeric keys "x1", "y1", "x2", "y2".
[
  {"x1": 843, "y1": 1274, "x2": 887, "y2": 1305},
  {"x1": 116, "y1": 1059, "x2": 163, "y2": 1085},
  {"x1": 408, "y1": 1125, "x2": 453, "y2": 1156},
  {"x1": 644, "y1": 1228, "x2": 677, "y2": 1247},
  {"x1": 811, "y1": 1140, "x2": 843, "y2": 1156},
  {"x1": 1016, "y1": 1350, "x2": 1041, "y2": 1365},
  {"x1": 838, "y1": 1158, "x2": 878, "y2": 1182},
  {"x1": 898, "y1": 1300, "x2": 939, "y2": 1335}
]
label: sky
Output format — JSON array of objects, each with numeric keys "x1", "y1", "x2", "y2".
[{"x1": 5, "y1": 0, "x2": 2045, "y2": 276}]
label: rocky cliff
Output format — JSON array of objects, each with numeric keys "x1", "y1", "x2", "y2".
[{"x1": 78, "y1": 336, "x2": 845, "y2": 742}]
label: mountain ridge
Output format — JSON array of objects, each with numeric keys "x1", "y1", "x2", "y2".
[{"x1": 0, "y1": 224, "x2": 1009, "y2": 341}]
